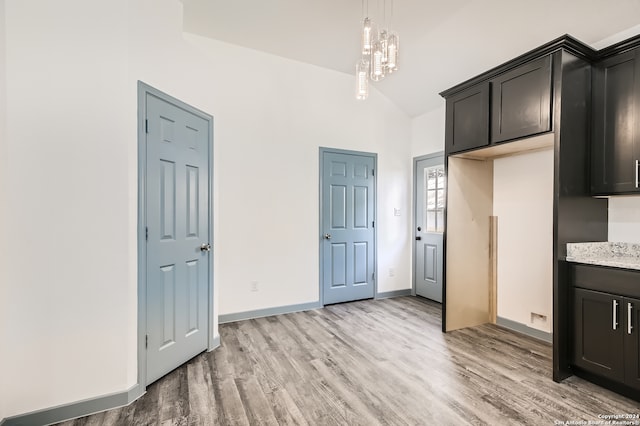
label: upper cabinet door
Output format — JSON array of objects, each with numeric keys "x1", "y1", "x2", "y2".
[
  {"x1": 445, "y1": 83, "x2": 490, "y2": 154},
  {"x1": 491, "y1": 56, "x2": 553, "y2": 143},
  {"x1": 591, "y1": 49, "x2": 640, "y2": 195}
]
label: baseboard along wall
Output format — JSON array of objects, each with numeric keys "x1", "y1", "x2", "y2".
[
  {"x1": 496, "y1": 316, "x2": 553, "y2": 343},
  {"x1": 1, "y1": 385, "x2": 143, "y2": 426},
  {"x1": 376, "y1": 289, "x2": 412, "y2": 299},
  {"x1": 219, "y1": 301, "x2": 323, "y2": 324}
]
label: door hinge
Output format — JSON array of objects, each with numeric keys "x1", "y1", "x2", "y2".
[
  {"x1": 372, "y1": 221, "x2": 375, "y2": 228},
  {"x1": 372, "y1": 169, "x2": 374, "y2": 176},
  {"x1": 145, "y1": 119, "x2": 149, "y2": 134},
  {"x1": 372, "y1": 273, "x2": 375, "y2": 280},
  {"x1": 145, "y1": 226, "x2": 148, "y2": 241},
  {"x1": 145, "y1": 334, "x2": 148, "y2": 349}
]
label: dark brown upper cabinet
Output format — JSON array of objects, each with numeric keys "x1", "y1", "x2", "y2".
[
  {"x1": 444, "y1": 83, "x2": 489, "y2": 154},
  {"x1": 591, "y1": 48, "x2": 640, "y2": 195},
  {"x1": 490, "y1": 56, "x2": 553, "y2": 143},
  {"x1": 443, "y1": 54, "x2": 553, "y2": 155}
]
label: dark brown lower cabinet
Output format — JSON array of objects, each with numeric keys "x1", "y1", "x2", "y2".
[
  {"x1": 573, "y1": 288, "x2": 640, "y2": 390},
  {"x1": 625, "y1": 299, "x2": 640, "y2": 390}
]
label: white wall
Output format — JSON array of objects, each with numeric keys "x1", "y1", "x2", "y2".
[
  {"x1": 0, "y1": 0, "x2": 7, "y2": 420},
  {"x1": 493, "y1": 149, "x2": 554, "y2": 333},
  {"x1": 609, "y1": 197, "x2": 640, "y2": 243},
  {"x1": 2, "y1": 0, "x2": 412, "y2": 418},
  {"x1": 3, "y1": 0, "x2": 132, "y2": 417},
  {"x1": 177, "y1": 34, "x2": 412, "y2": 313},
  {"x1": 411, "y1": 105, "x2": 445, "y2": 158}
]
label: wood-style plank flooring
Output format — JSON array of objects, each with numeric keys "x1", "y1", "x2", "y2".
[{"x1": 58, "y1": 297, "x2": 640, "y2": 425}]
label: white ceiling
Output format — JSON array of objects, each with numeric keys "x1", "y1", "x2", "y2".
[{"x1": 183, "y1": 0, "x2": 640, "y2": 117}]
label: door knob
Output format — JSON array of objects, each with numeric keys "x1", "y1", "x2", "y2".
[
  {"x1": 417, "y1": 226, "x2": 421, "y2": 231},
  {"x1": 200, "y1": 243, "x2": 211, "y2": 252},
  {"x1": 324, "y1": 233, "x2": 332, "y2": 240}
]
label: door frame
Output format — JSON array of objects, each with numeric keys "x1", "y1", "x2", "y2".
[
  {"x1": 137, "y1": 81, "x2": 216, "y2": 389},
  {"x1": 319, "y1": 147, "x2": 377, "y2": 306},
  {"x1": 412, "y1": 151, "x2": 444, "y2": 297}
]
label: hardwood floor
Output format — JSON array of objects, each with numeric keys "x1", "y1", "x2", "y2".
[{"x1": 58, "y1": 297, "x2": 640, "y2": 425}]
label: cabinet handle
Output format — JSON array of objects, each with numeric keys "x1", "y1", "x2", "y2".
[
  {"x1": 635, "y1": 160, "x2": 639, "y2": 189},
  {"x1": 629, "y1": 303, "x2": 634, "y2": 335},
  {"x1": 613, "y1": 299, "x2": 619, "y2": 330}
]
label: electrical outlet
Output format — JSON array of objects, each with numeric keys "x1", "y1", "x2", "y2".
[
  {"x1": 250, "y1": 281, "x2": 259, "y2": 292},
  {"x1": 388, "y1": 268, "x2": 395, "y2": 277},
  {"x1": 531, "y1": 312, "x2": 547, "y2": 324},
  {"x1": 393, "y1": 208, "x2": 401, "y2": 217}
]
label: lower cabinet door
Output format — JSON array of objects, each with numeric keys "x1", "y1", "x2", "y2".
[
  {"x1": 624, "y1": 297, "x2": 640, "y2": 390},
  {"x1": 573, "y1": 288, "x2": 625, "y2": 382}
]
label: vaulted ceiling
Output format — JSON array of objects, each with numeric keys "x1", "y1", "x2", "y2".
[{"x1": 183, "y1": 0, "x2": 640, "y2": 117}]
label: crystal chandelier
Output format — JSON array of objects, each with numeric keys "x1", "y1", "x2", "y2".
[{"x1": 356, "y1": 0, "x2": 399, "y2": 100}]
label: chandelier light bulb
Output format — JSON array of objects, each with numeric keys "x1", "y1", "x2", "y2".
[
  {"x1": 355, "y1": 60, "x2": 370, "y2": 100},
  {"x1": 362, "y1": 18, "x2": 374, "y2": 55},
  {"x1": 387, "y1": 32, "x2": 399, "y2": 72},
  {"x1": 371, "y1": 39, "x2": 385, "y2": 81},
  {"x1": 379, "y1": 30, "x2": 389, "y2": 66}
]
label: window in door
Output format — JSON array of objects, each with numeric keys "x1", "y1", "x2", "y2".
[{"x1": 424, "y1": 165, "x2": 445, "y2": 233}]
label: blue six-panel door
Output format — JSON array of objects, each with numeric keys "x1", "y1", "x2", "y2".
[
  {"x1": 146, "y1": 94, "x2": 210, "y2": 385},
  {"x1": 322, "y1": 151, "x2": 375, "y2": 305}
]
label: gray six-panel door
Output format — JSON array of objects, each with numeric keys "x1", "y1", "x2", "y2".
[
  {"x1": 322, "y1": 150, "x2": 375, "y2": 305},
  {"x1": 414, "y1": 155, "x2": 444, "y2": 303},
  {"x1": 146, "y1": 93, "x2": 210, "y2": 385}
]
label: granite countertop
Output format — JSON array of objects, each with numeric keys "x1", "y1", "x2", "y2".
[{"x1": 566, "y1": 242, "x2": 640, "y2": 271}]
